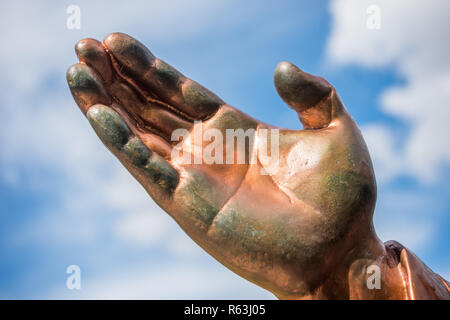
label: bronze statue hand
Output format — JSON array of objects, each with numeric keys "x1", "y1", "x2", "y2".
[{"x1": 67, "y1": 33, "x2": 449, "y2": 299}]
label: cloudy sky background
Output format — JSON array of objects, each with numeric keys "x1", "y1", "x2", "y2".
[{"x1": 0, "y1": 0, "x2": 449, "y2": 298}]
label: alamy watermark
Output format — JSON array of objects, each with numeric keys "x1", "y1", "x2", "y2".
[
  {"x1": 366, "y1": 5, "x2": 381, "y2": 30},
  {"x1": 366, "y1": 264, "x2": 381, "y2": 289},
  {"x1": 171, "y1": 122, "x2": 280, "y2": 175},
  {"x1": 66, "y1": 265, "x2": 81, "y2": 290},
  {"x1": 66, "y1": 5, "x2": 81, "y2": 30}
]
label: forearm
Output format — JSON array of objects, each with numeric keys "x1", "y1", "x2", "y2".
[{"x1": 310, "y1": 239, "x2": 450, "y2": 300}]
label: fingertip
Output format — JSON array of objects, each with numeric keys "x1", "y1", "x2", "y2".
[
  {"x1": 75, "y1": 38, "x2": 98, "y2": 56},
  {"x1": 274, "y1": 61, "x2": 333, "y2": 129},
  {"x1": 273, "y1": 61, "x2": 299, "y2": 106},
  {"x1": 274, "y1": 61, "x2": 331, "y2": 110},
  {"x1": 103, "y1": 32, "x2": 155, "y2": 72},
  {"x1": 103, "y1": 32, "x2": 125, "y2": 47},
  {"x1": 274, "y1": 61, "x2": 293, "y2": 75},
  {"x1": 75, "y1": 38, "x2": 113, "y2": 84},
  {"x1": 66, "y1": 63, "x2": 111, "y2": 114},
  {"x1": 181, "y1": 80, "x2": 223, "y2": 118}
]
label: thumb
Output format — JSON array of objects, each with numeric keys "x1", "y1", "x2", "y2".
[{"x1": 274, "y1": 61, "x2": 334, "y2": 129}]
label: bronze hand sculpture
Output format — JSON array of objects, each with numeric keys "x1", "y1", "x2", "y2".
[{"x1": 67, "y1": 33, "x2": 449, "y2": 299}]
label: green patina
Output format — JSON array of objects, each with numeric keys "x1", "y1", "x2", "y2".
[
  {"x1": 123, "y1": 137, "x2": 152, "y2": 167},
  {"x1": 213, "y1": 209, "x2": 303, "y2": 259},
  {"x1": 183, "y1": 81, "x2": 223, "y2": 115},
  {"x1": 177, "y1": 170, "x2": 222, "y2": 227},
  {"x1": 145, "y1": 154, "x2": 179, "y2": 194},
  {"x1": 153, "y1": 60, "x2": 182, "y2": 93},
  {"x1": 87, "y1": 106, "x2": 131, "y2": 151},
  {"x1": 67, "y1": 64, "x2": 111, "y2": 109}
]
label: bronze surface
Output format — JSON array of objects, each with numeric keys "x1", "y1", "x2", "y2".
[{"x1": 67, "y1": 33, "x2": 450, "y2": 299}]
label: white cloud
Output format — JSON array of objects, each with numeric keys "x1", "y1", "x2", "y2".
[
  {"x1": 361, "y1": 124, "x2": 403, "y2": 183},
  {"x1": 381, "y1": 76, "x2": 450, "y2": 182},
  {"x1": 373, "y1": 188, "x2": 440, "y2": 252},
  {"x1": 0, "y1": 1, "x2": 234, "y2": 92},
  {"x1": 3, "y1": 0, "x2": 446, "y2": 299},
  {"x1": 48, "y1": 262, "x2": 275, "y2": 300},
  {"x1": 115, "y1": 211, "x2": 170, "y2": 247},
  {"x1": 0, "y1": 0, "x2": 237, "y2": 227},
  {"x1": 327, "y1": 0, "x2": 450, "y2": 184}
]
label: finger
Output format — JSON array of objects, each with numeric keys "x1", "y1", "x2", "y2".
[
  {"x1": 75, "y1": 38, "x2": 114, "y2": 84},
  {"x1": 74, "y1": 37, "x2": 148, "y2": 116},
  {"x1": 74, "y1": 36, "x2": 193, "y2": 142},
  {"x1": 141, "y1": 102, "x2": 192, "y2": 139},
  {"x1": 87, "y1": 104, "x2": 179, "y2": 194},
  {"x1": 67, "y1": 63, "x2": 111, "y2": 114},
  {"x1": 103, "y1": 32, "x2": 223, "y2": 120},
  {"x1": 108, "y1": 80, "x2": 192, "y2": 141},
  {"x1": 140, "y1": 133, "x2": 173, "y2": 159},
  {"x1": 274, "y1": 62, "x2": 333, "y2": 129}
]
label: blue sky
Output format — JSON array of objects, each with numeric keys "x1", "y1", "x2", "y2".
[{"x1": 0, "y1": 0, "x2": 449, "y2": 298}]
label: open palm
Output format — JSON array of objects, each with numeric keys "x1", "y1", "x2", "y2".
[{"x1": 67, "y1": 33, "x2": 377, "y2": 299}]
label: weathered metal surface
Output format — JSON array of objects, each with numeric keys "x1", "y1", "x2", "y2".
[{"x1": 67, "y1": 33, "x2": 449, "y2": 299}]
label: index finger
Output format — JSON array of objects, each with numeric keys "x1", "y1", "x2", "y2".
[{"x1": 103, "y1": 32, "x2": 224, "y2": 120}]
